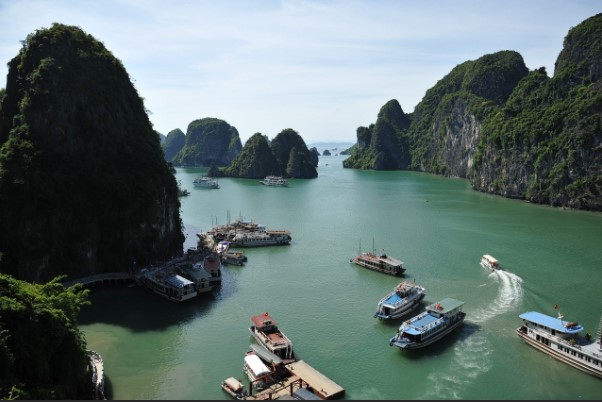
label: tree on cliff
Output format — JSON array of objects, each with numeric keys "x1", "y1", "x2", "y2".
[
  {"x1": 221, "y1": 133, "x2": 279, "y2": 178},
  {"x1": 0, "y1": 274, "x2": 92, "y2": 399},
  {"x1": 0, "y1": 23, "x2": 184, "y2": 282}
]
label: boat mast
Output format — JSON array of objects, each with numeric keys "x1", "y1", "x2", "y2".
[{"x1": 597, "y1": 314, "x2": 602, "y2": 350}]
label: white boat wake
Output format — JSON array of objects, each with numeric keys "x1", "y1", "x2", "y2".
[
  {"x1": 422, "y1": 269, "x2": 523, "y2": 399},
  {"x1": 471, "y1": 270, "x2": 523, "y2": 324}
]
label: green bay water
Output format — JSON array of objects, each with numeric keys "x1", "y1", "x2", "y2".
[{"x1": 79, "y1": 153, "x2": 602, "y2": 400}]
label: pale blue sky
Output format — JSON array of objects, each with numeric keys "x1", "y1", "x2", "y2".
[{"x1": 0, "y1": 0, "x2": 600, "y2": 144}]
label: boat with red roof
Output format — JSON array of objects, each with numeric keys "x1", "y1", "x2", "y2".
[{"x1": 249, "y1": 312, "x2": 295, "y2": 364}]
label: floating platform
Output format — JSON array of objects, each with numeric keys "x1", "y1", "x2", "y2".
[{"x1": 286, "y1": 360, "x2": 344, "y2": 400}]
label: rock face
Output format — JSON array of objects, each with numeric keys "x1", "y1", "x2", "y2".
[
  {"x1": 162, "y1": 128, "x2": 185, "y2": 161},
  {"x1": 221, "y1": 133, "x2": 279, "y2": 178},
  {"x1": 173, "y1": 118, "x2": 242, "y2": 166},
  {"x1": 0, "y1": 23, "x2": 184, "y2": 282},
  {"x1": 221, "y1": 129, "x2": 318, "y2": 179},
  {"x1": 343, "y1": 99, "x2": 411, "y2": 170},
  {"x1": 345, "y1": 13, "x2": 602, "y2": 210},
  {"x1": 270, "y1": 128, "x2": 318, "y2": 178}
]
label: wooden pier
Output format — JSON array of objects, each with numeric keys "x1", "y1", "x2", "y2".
[{"x1": 242, "y1": 360, "x2": 344, "y2": 400}]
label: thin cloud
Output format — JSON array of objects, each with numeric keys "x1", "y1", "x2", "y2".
[{"x1": 0, "y1": 0, "x2": 600, "y2": 143}]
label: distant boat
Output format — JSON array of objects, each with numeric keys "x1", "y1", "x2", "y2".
[
  {"x1": 350, "y1": 240, "x2": 405, "y2": 276},
  {"x1": 516, "y1": 310, "x2": 602, "y2": 379},
  {"x1": 389, "y1": 298, "x2": 466, "y2": 350},
  {"x1": 230, "y1": 230, "x2": 292, "y2": 247},
  {"x1": 374, "y1": 281, "x2": 425, "y2": 320},
  {"x1": 260, "y1": 176, "x2": 288, "y2": 187},
  {"x1": 249, "y1": 312, "x2": 295, "y2": 363},
  {"x1": 193, "y1": 176, "x2": 219, "y2": 189},
  {"x1": 480, "y1": 254, "x2": 501, "y2": 271}
]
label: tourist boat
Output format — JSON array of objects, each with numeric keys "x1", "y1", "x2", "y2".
[
  {"x1": 374, "y1": 281, "x2": 426, "y2": 320},
  {"x1": 243, "y1": 353, "x2": 273, "y2": 391},
  {"x1": 350, "y1": 245, "x2": 405, "y2": 276},
  {"x1": 516, "y1": 310, "x2": 602, "y2": 379},
  {"x1": 138, "y1": 269, "x2": 198, "y2": 302},
  {"x1": 230, "y1": 230, "x2": 292, "y2": 247},
  {"x1": 480, "y1": 254, "x2": 500, "y2": 270},
  {"x1": 221, "y1": 377, "x2": 248, "y2": 400},
  {"x1": 249, "y1": 312, "x2": 295, "y2": 363},
  {"x1": 260, "y1": 176, "x2": 288, "y2": 187},
  {"x1": 193, "y1": 176, "x2": 219, "y2": 189},
  {"x1": 201, "y1": 253, "x2": 222, "y2": 283},
  {"x1": 389, "y1": 298, "x2": 466, "y2": 350},
  {"x1": 177, "y1": 263, "x2": 214, "y2": 294},
  {"x1": 221, "y1": 251, "x2": 247, "y2": 266}
]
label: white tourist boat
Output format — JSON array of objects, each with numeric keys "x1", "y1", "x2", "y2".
[
  {"x1": 389, "y1": 298, "x2": 466, "y2": 350},
  {"x1": 516, "y1": 310, "x2": 602, "y2": 379},
  {"x1": 242, "y1": 353, "x2": 273, "y2": 391},
  {"x1": 374, "y1": 281, "x2": 426, "y2": 320},
  {"x1": 249, "y1": 312, "x2": 295, "y2": 363},
  {"x1": 193, "y1": 176, "x2": 219, "y2": 189},
  {"x1": 480, "y1": 254, "x2": 501, "y2": 270},
  {"x1": 230, "y1": 230, "x2": 292, "y2": 247},
  {"x1": 139, "y1": 269, "x2": 198, "y2": 302},
  {"x1": 259, "y1": 176, "x2": 288, "y2": 186}
]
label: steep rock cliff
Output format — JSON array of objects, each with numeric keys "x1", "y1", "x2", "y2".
[
  {"x1": 471, "y1": 13, "x2": 602, "y2": 210},
  {"x1": 270, "y1": 128, "x2": 318, "y2": 178},
  {"x1": 162, "y1": 128, "x2": 185, "y2": 161},
  {"x1": 407, "y1": 50, "x2": 528, "y2": 176},
  {"x1": 343, "y1": 99, "x2": 411, "y2": 170},
  {"x1": 221, "y1": 133, "x2": 279, "y2": 178},
  {"x1": 173, "y1": 117, "x2": 242, "y2": 166},
  {"x1": 0, "y1": 23, "x2": 184, "y2": 282}
]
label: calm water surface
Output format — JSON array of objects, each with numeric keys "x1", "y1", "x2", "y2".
[{"x1": 79, "y1": 152, "x2": 602, "y2": 400}]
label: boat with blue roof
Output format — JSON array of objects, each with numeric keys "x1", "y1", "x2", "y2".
[
  {"x1": 516, "y1": 310, "x2": 602, "y2": 379},
  {"x1": 374, "y1": 281, "x2": 425, "y2": 320},
  {"x1": 389, "y1": 298, "x2": 466, "y2": 350}
]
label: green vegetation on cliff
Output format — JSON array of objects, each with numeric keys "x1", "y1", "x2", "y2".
[
  {"x1": 221, "y1": 128, "x2": 317, "y2": 179},
  {"x1": 271, "y1": 128, "x2": 318, "y2": 178},
  {"x1": 0, "y1": 23, "x2": 184, "y2": 282},
  {"x1": 0, "y1": 274, "x2": 91, "y2": 399},
  {"x1": 345, "y1": 13, "x2": 602, "y2": 210},
  {"x1": 221, "y1": 133, "x2": 278, "y2": 178},
  {"x1": 162, "y1": 128, "x2": 185, "y2": 161},
  {"x1": 343, "y1": 99, "x2": 411, "y2": 170},
  {"x1": 173, "y1": 118, "x2": 242, "y2": 167}
]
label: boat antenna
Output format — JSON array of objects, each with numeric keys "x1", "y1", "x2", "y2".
[{"x1": 554, "y1": 304, "x2": 564, "y2": 324}]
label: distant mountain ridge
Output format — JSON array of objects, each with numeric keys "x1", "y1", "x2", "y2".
[{"x1": 344, "y1": 13, "x2": 602, "y2": 211}]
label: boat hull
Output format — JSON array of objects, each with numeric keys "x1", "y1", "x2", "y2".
[{"x1": 516, "y1": 327, "x2": 602, "y2": 379}]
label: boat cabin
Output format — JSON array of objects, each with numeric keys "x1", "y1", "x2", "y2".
[
  {"x1": 519, "y1": 311, "x2": 584, "y2": 339},
  {"x1": 481, "y1": 254, "x2": 499, "y2": 268},
  {"x1": 243, "y1": 353, "x2": 272, "y2": 388},
  {"x1": 426, "y1": 298, "x2": 465, "y2": 318}
]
